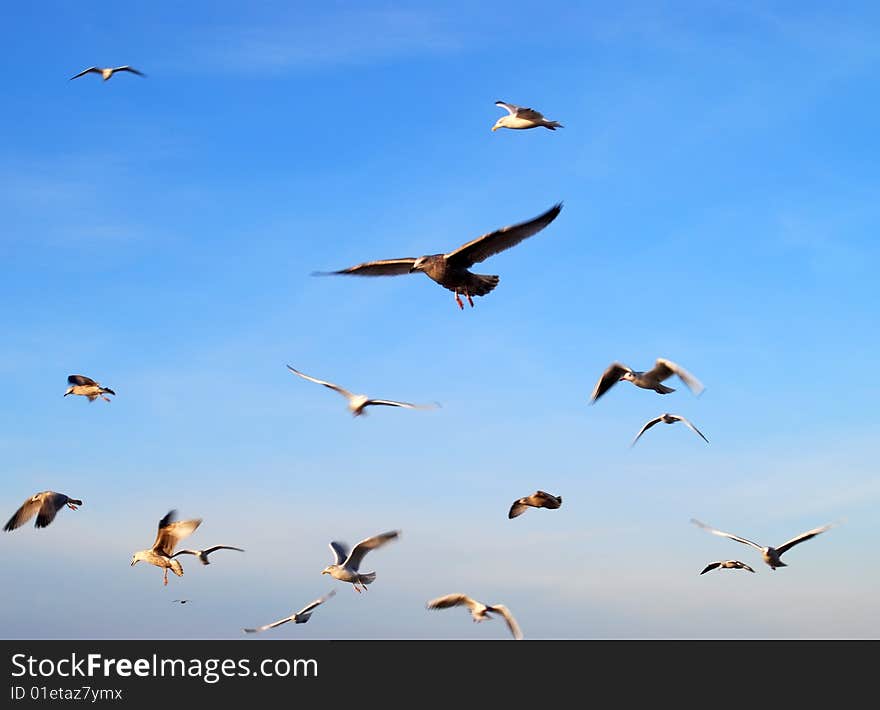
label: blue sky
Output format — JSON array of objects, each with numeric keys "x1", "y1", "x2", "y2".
[{"x1": 1, "y1": 1, "x2": 878, "y2": 639}]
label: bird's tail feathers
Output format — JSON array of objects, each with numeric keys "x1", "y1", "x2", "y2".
[
  {"x1": 468, "y1": 274, "x2": 500, "y2": 296},
  {"x1": 545, "y1": 121, "x2": 563, "y2": 130},
  {"x1": 657, "y1": 384, "x2": 676, "y2": 394},
  {"x1": 358, "y1": 572, "x2": 377, "y2": 585}
]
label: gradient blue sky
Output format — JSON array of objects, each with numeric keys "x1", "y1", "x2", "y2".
[{"x1": 2, "y1": 1, "x2": 878, "y2": 640}]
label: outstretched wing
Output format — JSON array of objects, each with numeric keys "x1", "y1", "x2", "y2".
[
  {"x1": 508, "y1": 499, "x2": 529, "y2": 519},
  {"x1": 35, "y1": 493, "x2": 69, "y2": 528},
  {"x1": 68, "y1": 374, "x2": 98, "y2": 386},
  {"x1": 3, "y1": 493, "x2": 45, "y2": 531},
  {"x1": 296, "y1": 590, "x2": 337, "y2": 616},
  {"x1": 312, "y1": 258, "x2": 416, "y2": 277},
  {"x1": 115, "y1": 66, "x2": 145, "y2": 76},
  {"x1": 647, "y1": 359, "x2": 705, "y2": 395},
  {"x1": 329, "y1": 541, "x2": 350, "y2": 565},
  {"x1": 673, "y1": 415, "x2": 709, "y2": 444},
  {"x1": 243, "y1": 617, "x2": 293, "y2": 633},
  {"x1": 495, "y1": 100, "x2": 519, "y2": 115},
  {"x1": 365, "y1": 399, "x2": 439, "y2": 410},
  {"x1": 286, "y1": 366, "x2": 353, "y2": 399},
  {"x1": 344, "y1": 530, "x2": 400, "y2": 571},
  {"x1": 445, "y1": 203, "x2": 562, "y2": 269},
  {"x1": 690, "y1": 519, "x2": 763, "y2": 551},
  {"x1": 699, "y1": 562, "x2": 722, "y2": 575},
  {"x1": 152, "y1": 510, "x2": 202, "y2": 556},
  {"x1": 776, "y1": 524, "x2": 833, "y2": 556},
  {"x1": 631, "y1": 416, "x2": 664, "y2": 447},
  {"x1": 489, "y1": 604, "x2": 523, "y2": 640},
  {"x1": 590, "y1": 362, "x2": 631, "y2": 403},
  {"x1": 202, "y1": 545, "x2": 244, "y2": 556},
  {"x1": 426, "y1": 593, "x2": 480, "y2": 612},
  {"x1": 70, "y1": 67, "x2": 101, "y2": 80}
]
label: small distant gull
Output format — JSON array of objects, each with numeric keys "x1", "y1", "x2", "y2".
[
  {"x1": 64, "y1": 374, "x2": 115, "y2": 402},
  {"x1": 631, "y1": 413, "x2": 709, "y2": 447},
  {"x1": 287, "y1": 365, "x2": 439, "y2": 417},
  {"x1": 70, "y1": 66, "x2": 146, "y2": 81},
  {"x1": 426, "y1": 594, "x2": 523, "y2": 640},
  {"x1": 3, "y1": 491, "x2": 82, "y2": 531},
  {"x1": 691, "y1": 519, "x2": 833, "y2": 570},
  {"x1": 171, "y1": 545, "x2": 244, "y2": 566},
  {"x1": 313, "y1": 203, "x2": 562, "y2": 309},
  {"x1": 700, "y1": 560, "x2": 755, "y2": 575},
  {"x1": 492, "y1": 101, "x2": 562, "y2": 131},
  {"x1": 590, "y1": 358, "x2": 704, "y2": 403},
  {"x1": 509, "y1": 491, "x2": 562, "y2": 519},
  {"x1": 131, "y1": 510, "x2": 202, "y2": 585},
  {"x1": 171, "y1": 599, "x2": 191, "y2": 604},
  {"x1": 243, "y1": 591, "x2": 336, "y2": 633},
  {"x1": 322, "y1": 530, "x2": 400, "y2": 592}
]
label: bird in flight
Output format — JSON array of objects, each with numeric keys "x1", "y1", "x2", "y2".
[
  {"x1": 171, "y1": 545, "x2": 244, "y2": 566},
  {"x1": 590, "y1": 358, "x2": 704, "y2": 403},
  {"x1": 631, "y1": 413, "x2": 708, "y2": 447},
  {"x1": 426, "y1": 593, "x2": 523, "y2": 640},
  {"x1": 70, "y1": 66, "x2": 146, "y2": 81},
  {"x1": 243, "y1": 591, "x2": 336, "y2": 633},
  {"x1": 690, "y1": 519, "x2": 833, "y2": 570},
  {"x1": 492, "y1": 101, "x2": 563, "y2": 131},
  {"x1": 699, "y1": 560, "x2": 755, "y2": 575},
  {"x1": 130, "y1": 510, "x2": 202, "y2": 585},
  {"x1": 508, "y1": 490, "x2": 563, "y2": 519},
  {"x1": 321, "y1": 530, "x2": 400, "y2": 592},
  {"x1": 286, "y1": 365, "x2": 438, "y2": 417},
  {"x1": 64, "y1": 374, "x2": 115, "y2": 402},
  {"x1": 313, "y1": 203, "x2": 562, "y2": 309},
  {"x1": 3, "y1": 491, "x2": 82, "y2": 531}
]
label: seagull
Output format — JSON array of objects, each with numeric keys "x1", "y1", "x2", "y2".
[
  {"x1": 131, "y1": 510, "x2": 202, "y2": 585},
  {"x1": 3, "y1": 492, "x2": 82, "y2": 531},
  {"x1": 286, "y1": 365, "x2": 439, "y2": 417},
  {"x1": 590, "y1": 358, "x2": 704, "y2": 403},
  {"x1": 492, "y1": 101, "x2": 562, "y2": 131},
  {"x1": 243, "y1": 591, "x2": 336, "y2": 633},
  {"x1": 426, "y1": 594, "x2": 523, "y2": 640},
  {"x1": 70, "y1": 66, "x2": 146, "y2": 81},
  {"x1": 690, "y1": 519, "x2": 833, "y2": 570},
  {"x1": 508, "y1": 491, "x2": 563, "y2": 519},
  {"x1": 171, "y1": 545, "x2": 244, "y2": 566},
  {"x1": 631, "y1": 413, "x2": 709, "y2": 447},
  {"x1": 171, "y1": 599, "x2": 191, "y2": 604},
  {"x1": 700, "y1": 560, "x2": 755, "y2": 575},
  {"x1": 321, "y1": 530, "x2": 400, "y2": 592},
  {"x1": 64, "y1": 374, "x2": 115, "y2": 402},
  {"x1": 313, "y1": 203, "x2": 562, "y2": 309}
]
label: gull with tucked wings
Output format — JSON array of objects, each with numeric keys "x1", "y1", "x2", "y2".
[
  {"x1": 631, "y1": 413, "x2": 709, "y2": 447},
  {"x1": 690, "y1": 519, "x2": 833, "y2": 570},
  {"x1": 321, "y1": 530, "x2": 400, "y2": 592},
  {"x1": 70, "y1": 66, "x2": 146, "y2": 81},
  {"x1": 130, "y1": 510, "x2": 202, "y2": 585},
  {"x1": 4, "y1": 491, "x2": 82, "y2": 532},
  {"x1": 64, "y1": 374, "x2": 115, "y2": 402},
  {"x1": 287, "y1": 365, "x2": 438, "y2": 417},
  {"x1": 590, "y1": 358, "x2": 704, "y2": 403},
  {"x1": 426, "y1": 594, "x2": 523, "y2": 640},
  {"x1": 243, "y1": 591, "x2": 336, "y2": 633},
  {"x1": 313, "y1": 203, "x2": 562, "y2": 309},
  {"x1": 492, "y1": 101, "x2": 563, "y2": 131}
]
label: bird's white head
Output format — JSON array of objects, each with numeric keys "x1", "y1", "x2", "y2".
[{"x1": 620, "y1": 371, "x2": 636, "y2": 383}]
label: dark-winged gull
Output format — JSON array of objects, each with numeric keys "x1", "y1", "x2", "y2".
[
  {"x1": 171, "y1": 545, "x2": 244, "y2": 566},
  {"x1": 590, "y1": 358, "x2": 704, "y2": 403},
  {"x1": 321, "y1": 530, "x2": 400, "y2": 592},
  {"x1": 492, "y1": 101, "x2": 562, "y2": 131},
  {"x1": 3, "y1": 491, "x2": 82, "y2": 531},
  {"x1": 691, "y1": 519, "x2": 833, "y2": 570},
  {"x1": 243, "y1": 591, "x2": 336, "y2": 633},
  {"x1": 699, "y1": 560, "x2": 755, "y2": 575},
  {"x1": 287, "y1": 365, "x2": 439, "y2": 417},
  {"x1": 508, "y1": 490, "x2": 563, "y2": 519},
  {"x1": 131, "y1": 510, "x2": 202, "y2": 585},
  {"x1": 64, "y1": 374, "x2": 115, "y2": 402},
  {"x1": 70, "y1": 66, "x2": 146, "y2": 81},
  {"x1": 631, "y1": 413, "x2": 709, "y2": 447},
  {"x1": 313, "y1": 203, "x2": 562, "y2": 309},
  {"x1": 426, "y1": 593, "x2": 523, "y2": 640}
]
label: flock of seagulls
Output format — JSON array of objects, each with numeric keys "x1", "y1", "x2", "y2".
[{"x1": 2, "y1": 63, "x2": 840, "y2": 642}]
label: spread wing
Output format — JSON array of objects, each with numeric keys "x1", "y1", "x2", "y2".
[
  {"x1": 508, "y1": 499, "x2": 529, "y2": 519},
  {"x1": 690, "y1": 519, "x2": 763, "y2": 551},
  {"x1": 312, "y1": 258, "x2": 416, "y2": 277},
  {"x1": 68, "y1": 374, "x2": 98, "y2": 386},
  {"x1": 329, "y1": 541, "x2": 350, "y2": 565},
  {"x1": 4, "y1": 493, "x2": 46, "y2": 531},
  {"x1": 445, "y1": 203, "x2": 563, "y2": 269},
  {"x1": 70, "y1": 67, "x2": 101, "y2": 80},
  {"x1": 673, "y1": 415, "x2": 709, "y2": 444},
  {"x1": 631, "y1": 416, "x2": 664, "y2": 447},
  {"x1": 590, "y1": 362, "x2": 632, "y2": 403},
  {"x1": 364, "y1": 399, "x2": 439, "y2": 410},
  {"x1": 699, "y1": 562, "x2": 722, "y2": 575},
  {"x1": 115, "y1": 66, "x2": 145, "y2": 76},
  {"x1": 776, "y1": 524, "x2": 833, "y2": 556},
  {"x1": 344, "y1": 530, "x2": 400, "y2": 571},
  {"x1": 202, "y1": 545, "x2": 244, "y2": 556},
  {"x1": 35, "y1": 493, "x2": 69, "y2": 528},
  {"x1": 426, "y1": 593, "x2": 480, "y2": 612},
  {"x1": 152, "y1": 510, "x2": 202, "y2": 556},
  {"x1": 489, "y1": 604, "x2": 523, "y2": 640},
  {"x1": 243, "y1": 617, "x2": 293, "y2": 633},
  {"x1": 296, "y1": 589, "x2": 337, "y2": 616},
  {"x1": 495, "y1": 100, "x2": 519, "y2": 115},
  {"x1": 286, "y1": 366, "x2": 353, "y2": 399},
  {"x1": 533, "y1": 491, "x2": 562, "y2": 507},
  {"x1": 647, "y1": 359, "x2": 705, "y2": 395}
]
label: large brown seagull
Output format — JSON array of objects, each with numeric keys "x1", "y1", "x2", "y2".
[{"x1": 313, "y1": 203, "x2": 563, "y2": 309}]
